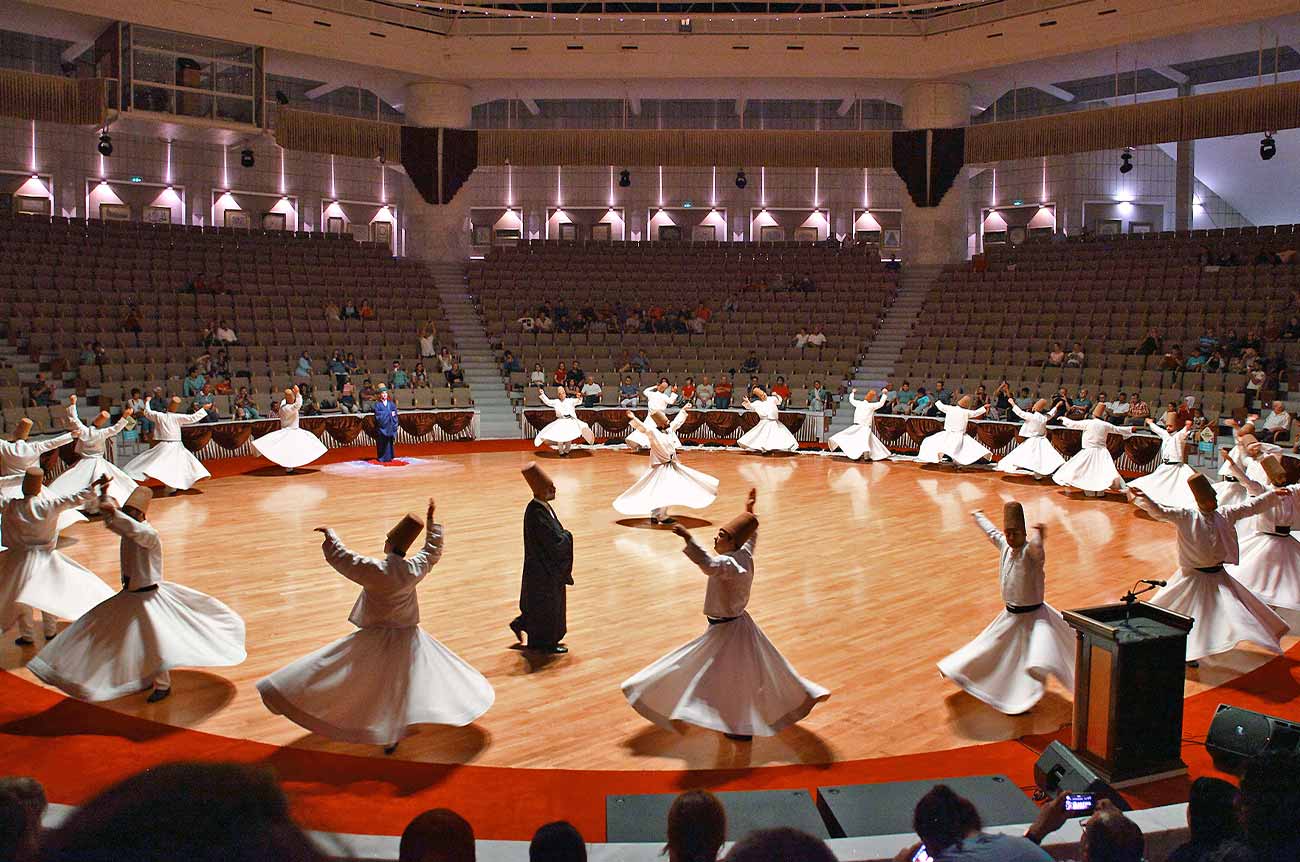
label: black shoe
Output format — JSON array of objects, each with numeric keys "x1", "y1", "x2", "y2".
[
  {"x1": 724, "y1": 733, "x2": 753, "y2": 742},
  {"x1": 146, "y1": 687, "x2": 171, "y2": 703},
  {"x1": 13, "y1": 637, "x2": 33, "y2": 646},
  {"x1": 536, "y1": 644, "x2": 568, "y2": 654},
  {"x1": 383, "y1": 743, "x2": 398, "y2": 755},
  {"x1": 509, "y1": 619, "x2": 524, "y2": 643},
  {"x1": 1186, "y1": 660, "x2": 1200, "y2": 668}
]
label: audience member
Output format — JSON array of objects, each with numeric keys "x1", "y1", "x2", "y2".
[
  {"x1": 619, "y1": 377, "x2": 639, "y2": 408},
  {"x1": 665, "y1": 790, "x2": 726, "y2": 862},
  {"x1": 895, "y1": 381, "x2": 917, "y2": 413},
  {"x1": 359, "y1": 300, "x2": 375, "y2": 320},
  {"x1": 1045, "y1": 342, "x2": 1066, "y2": 367},
  {"x1": 695, "y1": 377, "x2": 714, "y2": 409},
  {"x1": 566, "y1": 363, "x2": 585, "y2": 387},
  {"x1": 714, "y1": 376, "x2": 734, "y2": 409},
  {"x1": 772, "y1": 377, "x2": 791, "y2": 401},
  {"x1": 0, "y1": 776, "x2": 45, "y2": 862},
  {"x1": 26, "y1": 374, "x2": 52, "y2": 408},
  {"x1": 215, "y1": 321, "x2": 238, "y2": 344},
  {"x1": 1136, "y1": 328, "x2": 1163, "y2": 355},
  {"x1": 906, "y1": 784, "x2": 1050, "y2": 862},
  {"x1": 529, "y1": 821, "x2": 586, "y2": 862},
  {"x1": 445, "y1": 362, "x2": 466, "y2": 389},
  {"x1": 682, "y1": 377, "x2": 697, "y2": 404},
  {"x1": 1236, "y1": 750, "x2": 1300, "y2": 862},
  {"x1": 808, "y1": 380, "x2": 830, "y2": 411},
  {"x1": 1259, "y1": 401, "x2": 1291, "y2": 443},
  {"x1": 412, "y1": 363, "x2": 430, "y2": 388},
  {"x1": 338, "y1": 381, "x2": 357, "y2": 414},
  {"x1": 530, "y1": 364, "x2": 547, "y2": 387},
  {"x1": 342, "y1": 299, "x2": 359, "y2": 320},
  {"x1": 912, "y1": 387, "x2": 932, "y2": 416},
  {"x1": 419, "y1": 324, "x2": 438, "y2": 360},
  {"x1": 390, "y1": 362, "x2": 411, "y2": 390},
  {"x1": 1066, "y1": 342, "x2": 1086, "y2": 368},
  {"x1": 1168, "y1": 777, "x2": 1240, "y2": 862},
  {"x1": 1127, "y1": 393, "x2": 1150, "y2": 426},
  {"x1": 580, "y1": 377, "x2": 602, "y2": 407},
  {"x1": 294, "y1": 352, "x2": 313, "y2": 381},
  {"x1": 1023, "y1": 795, "x2": 1142, "y2": 862},
  {"x1": 728, "y1": 828, "x2": 836, "y2": 862},
  {"x1": 502, "y1": 352, "x2": 523, "y2": 374},
  {"x1": 399, "y1": 808, "x2": 475, "y2": 862},
  {"x1": 740, "y1": 353, "x2": 760, "y2": 374},
  {"x1": 806, "y1": 326, "x2": 827, "y2": 348},
  {"x1": 553, "y1": 363, "x2": 568, "y2": 386}
]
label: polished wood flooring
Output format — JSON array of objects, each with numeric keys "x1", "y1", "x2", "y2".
[{"x1": 5, "y1": 447, "x2": 1294, "y2": 771}]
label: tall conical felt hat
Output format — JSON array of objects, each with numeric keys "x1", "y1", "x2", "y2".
[
  {"x1": 92, "y1": 411, "x2": 110, "y2": 428},
  {"x1": 865, "y1": 389, "x2": 878, "y2": 401},
  {"x1": 386, "y1": 513, "x2": 424, "y2": 556},
  {"x1": 123, "y1": 486, "x2": 153, "y2": 515},
  {"x1": 1237, "y1": 433, "x2": 1260, "y2": 448},
  {"x1": 1032, "y1": 399, "x2": 1049, "y2": 413},
  {"x1": 1004, "y1": 501, "x2": 1026, "y2": 533},
  {"x1": 1239, "y1": 421, "x2": 1257, "y2": 436},
  {"x1": 521, "y1": 462, "x2": 553, "y2": 497},
  {"x1": 721, "y1": 512, "x2": 759, "y2": 547},
  {"x1": 958, "y1": 395, "x2": 973, "y2": 409},
  {"x1": 168, "y1": 396, "x2": 183, "y2": 411},
  {"x1": 1092, "y1": 402, "x2": 1107, "y2": 418},
  {"x1": 1163, "y1": 411, "x2": 1179, "y2": 427},
  {"x1": 1259, "y1": 454, "x2": 1288, "y2": 487},
  {"x1": 1188, "y1": 473, "x2": 1218, "y2": 509},
  {"x1": 21, "y1": 467, "x2": 42, "y2": 497},
  {"x1": 12, "y1": 417, "x2": 33, "y2": 441}
]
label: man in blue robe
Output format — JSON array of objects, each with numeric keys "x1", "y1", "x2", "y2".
[{"x1": 373, "y1": 384, "x2": 399, "y2": 462}]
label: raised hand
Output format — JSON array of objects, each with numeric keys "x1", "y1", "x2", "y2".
[
  {"x1": 313, "y1": 526, "x2": 330, "y2": 534},
  {"x1": 671, "y1": 523, "x2": 691, "y2": 539},
  {"x1": 122, "y1": 407, "x2": 134, "y2": 417},
  {"x1": 745, "y1": 487, "x2": 757, "y2": 513}
]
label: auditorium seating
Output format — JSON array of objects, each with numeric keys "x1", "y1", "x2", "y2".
[
  {"x1": 0, "y1": 217, "x2": 459, "y2": 431},
  {"x1": 473, "y1": 241, "x2": 897, "y2": 407}
]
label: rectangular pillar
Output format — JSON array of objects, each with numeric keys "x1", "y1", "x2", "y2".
[{"x1": 1173, "y1": 83, "x2": 1195, "y2": 233}]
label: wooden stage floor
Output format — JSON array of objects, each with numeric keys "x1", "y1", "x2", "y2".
[{"x1": 6, "y1": 446, "x2": 1295, "y2": 773}]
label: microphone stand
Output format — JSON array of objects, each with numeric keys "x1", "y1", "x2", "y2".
[{"x1": 1122, "y1": 580, "x2": 1162, "y2": 621}]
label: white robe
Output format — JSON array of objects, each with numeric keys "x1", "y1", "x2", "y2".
[
  {"x1": 27, "y1": 505, "x2": 247, "y2": 701},
  {"x1": 257, "y1": 525, "x2": 494, "y2": 745},
  {"x1": 252, "y1": 394, "x2": 328, "y2": 469},
  {"x1": 46, "y1": 407, "x2": 138, "y2": 509},
  {"x1": 621, "y1": 531, "x2": 829, "y2": 736},
  {"x1": 123, "y1": 408, "x2": 212, "y2": 490},
  {"x1": 613, "y1": 414, "x2": 719, "y2": 515},
  {"x1": 1226, "y1": 469, "x2": 1300, "y2": 612},
  {"x1": 1135, "y1": 492, "x2": 1289, "y2": 661},
  {"x1": 626, "y1": 388, "x2": 680, "y2": 451},
  {"x1": 937, "y1": 513, "x2": 1075, "y2": 714},
  {"x1": 828, "y1": 392, "x2": 891, "y2": 461},
  {"x1": 0, "y1": 434, "x2": 86, "y2": 546},
  {"x1": 736, "y1": 395, "x2": 799, "y2": 453},
  {"x1": 533, "y1": 394, "x2": 596, "y2": 448},
  {"x1": 916, "y1": 403, "x2": 991, "y2": 465},
  {"x1": 1126, "y1": 424, "x2": 1197, "y2": 508},
  {"x1": 1052, "y1": 418, "x2": 1132, "y2": 493},
  {"x1": 996, "y1": 404, "x2": 1065, "y2": 477},
  {"x1": 0, "y1": 486, "x2": 113, "y2": 630}
]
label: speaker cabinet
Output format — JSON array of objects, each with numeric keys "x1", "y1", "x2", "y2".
[{"x1": 1207, "y1": 704, "x2": 1300, "y2": 761}]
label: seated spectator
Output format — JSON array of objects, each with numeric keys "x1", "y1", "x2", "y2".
[
  {"x1": 1107, "y1": 392, "x2": 1130, "y2": 421},
  {"x1": 740, "y1": 353, "x2": 760, "y2": 374},
  {"x1": 1282, "y1": 316, "x2": 1300, "y2": 341},
  {"x1": 529, "y1": 821, "x2": 585, "y2": 862},
  {"x1": 360, "y1": 379, "x2": 378, "y2": 412},
  {"x1": 390, "y1": 362, "x2": 411, "y2": 390},
  {"x1": 566, "y1": 363, "x2": 585, "y2": 387},
  {"x1": 992, "y1": 382, "x2": 1014, "y2": 419},
  {"x1": 1163, "y1": 345, "x2": 1187, "y2": 372},
  {"x1": 328, "y1": 352, "x2": 348, "y2": 388},
  {"x1": 0, "y1": 776, "x2": 46, "y2": 862},
  {"x1": 182, "y1": 368, "x2": 206, "y2": 398},
  {"x1": 411, "y1": 363, "x2": 429, "y2": 388},
  {"x1": 232, "y1": 387, "x2": 260, "y2": 420},
  {"x1": 1186, "y1": 350, "x2": 1209, "y2": 371},
  {"x1": 400, "y1": 808, "x2": 475, "y2": 862},
  {"x1": 502, "y1": 351, "x2": 523, "y2": 374},
  {"x1": 1127, "y1": 392, "x2": 1151, "y2": 426},
  {"x1": 631, "y1": 350, "x2": 651, "y2": 373},
  {"x1": 694, "y1": 377, "x2": 714, "y2": 409},
  {"x1": 1135, "y1": 328, "x2": 1162, "y2": 355},
  {"x1": 294, "y1": 352, "x2": 313, "y2": 380},
  {"x1": 446, "y1": 362, "x2": 466, "y2": 388},
  {"x1": 772, "y1": 376, "x2": 792, "y2": 401},
  {"x1": 687, "y1": 314, "x2": 706, "y2": 335},
  {"x1": 553, "y1": 363, "x2": 568, "y2": 386},
  {"x1": 1236, "y1": 750, "x2": 1300, "y2": 861},
  {"x1": 338, "y1": 381, "x2": 357, "y2": 414},
  {"x1": 342, "y1": 299, "x2": 360, "y2": 319},
  {"x1": 895, "y1": 381, "x2": 917, "y2": 413},
  {"x1": 729, "y1": 828, "x2": 836, "y2": 862},
  {"x1": 931, "y1": 381, "x2": 952, "y2": 408},
  {"x1": 682, "y1": 377, "x2": 697, "y2": 404},
  {"x1": 1204, "y1": 350, "x2": 1226, "y2": 372},
  {"x1": 324, "y1": 301, "x2": 340, "y2": 321},
  {"x1": 192, "y1": 384, "x2": 219, "y2": 421},
  {"x1": 912, "y1": 387, "x2": 932, "y2": 416},
  {"x1": 909, "y1": 784, "x2": 1050, "y2": 862},
  {"x1": 580, "y1": 376, "x2": 602, "y2": 408},
  {"x1": 1045, "y1": 342, "x2": 1066, "y2": 367},
  {"x1": 436, "y1": 348, "x2": 455, "y2": 374},
  {"x1": 1168, "y1": 777, "x2": 1240, "y2": 862},
  {"x1": 78, "y1": 341, "x2": 96, "y2": 366},
  {"x1": 359, "y1": 300, "x2": 375, "y2": 320},
  {"x1": 536, "y1": 313, "x2": 554, "y2": 333},
  {"x1": 808, "y1": 380, "x2": 831, "y2": 411},
  {"x1": 794, "y1": 328, "x2": 809, "y2": 350},
  {"x1": 121, "y1": 305, "x2": 143, "y2": 333},
  {"x1": 665, "y1": 790, "x2": 725, "y2": 862},
  {"x1": 37, "y1": 761, "x2": 324, "y2": 862},
  {"x1": 1016, "y1": 387, "x2": 1035, "y2": 410},
  {"x1": 518, "y1": 314, "x2": 536, "y2": 332},
  {"x1": 619, "y1": 376, "x2": 639, "y2": 408},
  {"x1": 148, "y1": 386, "x2": 168, "y2": 412},
  {"x1": 1066, "y1": 342, "x2": 1086, "y2": 368},
  {"x1": 972, "y1": 383, "x2": 990, "y2": 410},
  {"x1": 1199, "y1": 329, "x2": 1220, "y2": 355},
  {"x1": 806, "y1": 326, "x2": 827, "y2": 349},
  {"x1": 1071, "y1": 387, "x2": 1094, "y2": 414},
  {"x1": 27, "y1": 374, "x2": 53, "y2": 407},
  {"x1": 1050, "y1": 386, "x2": 1070, "y2": 414},
  {"x1": 714, "y1": 376, "x2": 734, "y2": 409},
  {"x1": 418, "y1": 323, "x2": 438, "y2": 359},
  {"x1": 345, "y1": 353, "x2": 360, "y2": 376},
  {"x1": 1023, "y1": 795, "x2": 1141, "y2": 862},
  {"x1": 1260, "y1": 400, "x2": 1292, "y2": 442},
  {"x1": 215, "y1": 320, "x2": 238, "y2": 344},
  {"x1": 127, "y1": 388, "x2": 151, "y2": 434},
  {"x1": 528, "y1": 364, "x2": 546, "y2": 387}
]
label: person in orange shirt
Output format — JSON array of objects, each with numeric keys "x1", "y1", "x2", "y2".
[
  {"x1": 359, "y1": 300, "x2": 375, "y2": 320},
  {"x1": 682, "y1": 377, "x2": 697, "y2": 404},
  {"x1": 714, "y1": 376, "x2": 734, "y2": 409},
  {"x1": 772, "y1": 377, "x2": 791, "y2": 401}
]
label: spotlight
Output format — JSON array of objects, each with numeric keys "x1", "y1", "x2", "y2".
[
  {"x1": 275, "y1": 89, "x2": 290, "y2": 105},
  {"x1": 1119, "y1": 150, "x2": 1133, "y2": 174},
  {"x1": 735, "y1": 170, "x2": 747, "y2": 189},
  {"x1": 678, "y1": 16, "x2": 692, "y2": 32},
  {"x1": 1260, "y1": 133, "x2": 1276, "y2": 161},
  {"x1": 97, "y1": 132, "x2": 112, "y2": 157},
  {"x1": 618, "y1": 169, "x2": 631, "y2": 188},
  {"x1": 241, "y1": 148, "x2": 255, "y2": 168}
]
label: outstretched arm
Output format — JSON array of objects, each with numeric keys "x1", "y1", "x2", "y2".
[
  {"x1": 174, "y1": 408, "x2": 209, "y2": 426},
  {"x1": 1222, "y1": 488, "x2": 1290, "y2": 524},
  {"x1": 1126, "y1": 487, "x2": 1181, "y2": 523},
  {"x1": 1009, "y1": 403, "x2": 1032, "y2": 422},
  {"x1": 28, "y1": 431, "x2": 76, "y2": 454},
  {"x1": 674, "y1": 526, "x2": 747, "y2": 579},
  {"x1": 626, "y1": 412, "x2": 650, "y2": 435},
  {"x1": 970, "y1": 405, "x2": 988, "y2": 419},
  {"x1": 669, "y1": 406, "x2": 690, "y2": 432},
  {"x1": 1223, "y1": 449, "x2": 1268, "y2": 495},
  {"x1": 100, "y1": 499, "x2": 162, "y2": 549},
  {"x1": 971, "y1": 509, "x2": 1008, "y2": 551},
  {"x1": 872, "y1": 389, "x2": 890, "y2": 409}
]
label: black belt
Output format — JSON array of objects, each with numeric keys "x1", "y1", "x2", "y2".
[
  {"x1": 1163, "y1": 460, "x2": 1181, "y2": 466},
  {"x1": 131, "y1": 584, "x2": 158, "y2": 593},
  {"x1": 1222, "y1": 477, "x2": 1239, "y2": 484},
  {"x1": 1273, "y1": 527, "x2": 1292, "y2": 536},
  {"x1": 1006, "y1": 603, "x2": 1043, "y2": 614},
  {"x1": 1193, "y1": 565, "x2": 1225, "y2": 574},
  {"x1": 707, "y1": 616, "x2": 739, "y2": 625}
]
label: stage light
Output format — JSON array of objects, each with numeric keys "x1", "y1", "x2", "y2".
[
  {"x1": 618, "y1": 169, "x2": 631, "y2": 187},
  {"x1": 97, "y1": 132, "x2": 112, "y2": 157},
  {"x1": 735, "y1": 170, "x2": 747, "y2": 189},
  {"x1": 1260, "y1": 133, "x2": 1276, "y2": 161},
  {"x1": 241, "y1": 148, "x2": 255, "y2": 168},
  {"x1": 1119, "y1": 151, "x2": 1133, "y2": 174}
]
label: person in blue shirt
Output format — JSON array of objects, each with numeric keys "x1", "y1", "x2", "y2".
[
  {"x1": 911, "y1": 387, "x2": 932, "y2": 416},
  {"x1": 182, "y1": 368, "x2": 206, "y2": 398},
  {"x1": 372, "y1": 384, "x2": 399, "y2": 462}
]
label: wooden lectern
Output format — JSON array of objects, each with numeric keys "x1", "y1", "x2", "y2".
[{"x1": 1063, "y1": 601, "x2": 1193, "y2": 786}]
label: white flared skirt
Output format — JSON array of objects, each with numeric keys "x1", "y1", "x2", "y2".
[
  {"x1": 995, "y1": 437, "x2": 1065, "y2": 477},
  {"x1": 736, "y1": 419, "x2": 799, "y2": 453},
  {"x1": 46, "y1": 456, "x2": 138, "y2": 509},
  {"x1": 1126, "y1": 463, "x2": 1199, "y2": 509},
  {"x1": 1150, "y1": 568, "x2": 1288, "y2": 661},
  {"x1": 1228, "y1": 532, "x2": 1300, "y2": 612},
  {"x1": 613, "y1": 461, "x2": 720, "y2": 515},
  {"x1": 828, "y1": 423, "x2": 892, "y2": 461},
  {"x1": 0, "y1": 547, "x2": 114, "y2": 629},
  {"x1": 123, "y1": 441, "x2": 211, "y2": 490},
  {"x1": 257, "y1": 625, "x2": 495, "y2": 745},
  {"x1": 916, "y1": 430, "x2": 992, "y2": 466},
  {"x1": 252, "y1": 427, "x2": 328, "y2": 469},
  {"x1": 26, "y1": 582, "x2": 247, "y2": 701},
  {"x1": 534, "y1": 417, "x2": 595, "y2": 447},
  {"x1": 624, "y1": 429, "x2": 651, "y2": 450},
  {"x1": 1053, "y1": 448, "x2": 1122, "y2": 493},
  {"x1": 937, "y1": 604, "x2": 1076, "y2": 714},
  {"x1": 621, "y1": 612, "x2": 829, "y2": 736}
]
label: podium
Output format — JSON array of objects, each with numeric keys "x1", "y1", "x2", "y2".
[{"x1": 1063, "y1": 601, "x2": 1193, "y2": 785}]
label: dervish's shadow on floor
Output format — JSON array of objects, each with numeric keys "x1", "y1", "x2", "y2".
[
  {"x1": 507, "y1": 644, "x2": 571, "y2": 674},
  {"x1": 942, "y1": 689, "x2": 1073, "y2": 743},
  {"x1": 243, "y1": 466, "x2": 321, "y2": 478},
  {"x1": 621, "y1": 722, "x2": 838, "y2": 780},
  {"x1": 276, "y1": 722, "x2": 491, "y2": 769},
  {"x1": 999, "y1": 474, "x2": 1055, "y2": 487},
  {"x1": 1058, "y1": 490, "x2": 1130, "y2": 505},
  {"x1": 534, "y1": 449, "x2": 594, "y2": 460},
  {"x1": 615, "y1": 517, "x2": 712, "y2": 531}
]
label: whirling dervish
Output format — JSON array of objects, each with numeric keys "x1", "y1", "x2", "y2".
[
  {"x1": 533, "y1": 385, "x2": 595, "y2": 456},
  {"x1": 257, "y1": 499, "x2": 494, "y2": 754},
  {"x1": 996, "y1": 399, "x2": 1064, "y2": 478},
  {"x1": 736, "y1": 387, "x2": 799, "y2": 454},
  {"x1": 252, "y1": 385, "x2": 328, "y2": 473},
  {"x1": 0, "y1": 417, "x2": 85, "y2": 544},
  {"x1": 626, "y1": 379, "x2": 680, "y2": 451},
  {"x1": 47, "y1": 395, "x2": 138, "y2": 510},
  {"x1": 27, "y1": 482, "x2": 246, "y2": 703},
  {"x1": 1125, "y1": 412, "x2": 1197, "y2": 508},
  {"x1": 1213, "y1": 421, "x2": 1277, "y2": 508},
  {"x1": 123, "y1": 397, "x2": 212, "y2": 494},
  {"x1": 1053, "y1": 403, "x2": 1133, "y2": 497},
  {"x1": 1224, "y1": 451, "x2": 1300, "y2": 613},
  {"x1": 827, "y1": 387, "x2": 892, "y2": 462},
  {"x1": 916, "y1": 395, "x2": 991, "y2": 467},
  {"x1": 937, "y1": 504, "x2": 1075, "y2": 714},
  {"x1": 0, "y1": 471, "x2": 113, "y2": 646},
  {"x1": 614, "y1": 405, "x2": 719, "y2": 525}
]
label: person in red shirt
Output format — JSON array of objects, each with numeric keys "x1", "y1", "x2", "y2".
[
  {"x1": 552, "y1": 362, "x2": 567, "y2": 386},
  {"x1": 714, "y1": 376, "x2": 734, "y2": 408},
  {"x1": 682, "y1": 377, "x2": 697, "y2": 404},
  {"x1": 772, "y1": 377, "x2": 792, "y2": 401}
]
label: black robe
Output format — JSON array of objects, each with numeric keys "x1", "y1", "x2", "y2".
[{"x1": 515, "y1": 498, "x2": 573, "y2": 646}]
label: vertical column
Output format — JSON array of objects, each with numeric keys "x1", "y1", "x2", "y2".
[
  {"x1": 900, "y1": 81, "x2": 971, "y2": 266},
  {"x1": 1173, "y1": 83, "x2": 1195, "y2": 233},
  {"x1": 403, "y1": 81, "x2": 473, "y2": 263}
]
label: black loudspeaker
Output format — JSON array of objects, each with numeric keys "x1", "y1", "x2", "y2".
[
  {"x1": 1034, "y1": 741, "x2": 1128, "y2": 809},
  {"x1": 1207, "y1": 704, "x2": 1300, "y2": 760}
]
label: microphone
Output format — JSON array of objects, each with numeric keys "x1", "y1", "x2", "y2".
[{"x1": 1140, "y1": 579, "x2": 1168, "y2": 587}]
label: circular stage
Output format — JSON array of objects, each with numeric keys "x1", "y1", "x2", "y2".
[{"x1": 4, "y1": 443, "x2": 1298, "y2": 840}]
